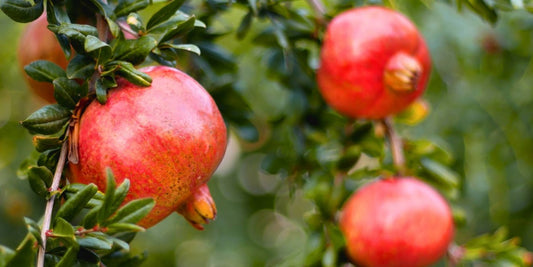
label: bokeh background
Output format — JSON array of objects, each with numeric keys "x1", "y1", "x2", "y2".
[{"x1": 1, "y1": 1, "x2": 533, "y2": 266}]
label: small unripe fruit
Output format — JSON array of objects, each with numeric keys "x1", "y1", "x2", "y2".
[
  {"x1": 340, "y1": 177, "x2": 454, "y2": 267},
  {"x1": 18, "y1": 14, "x2": 68, "y2": 103},
  {"x1": 68, "y1": 66, "x2": 227, "y2": 229},
  {"x1": 317, "y1": 6, "x2": 431, "y2": 119}
]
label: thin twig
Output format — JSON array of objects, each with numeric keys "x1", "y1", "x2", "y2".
[
  {"x1": 381, "y1": 118, "x2": 406, "y2": 176},
  {"x1": 37, "y1": 140, "x2": 69, "y2": 267}
]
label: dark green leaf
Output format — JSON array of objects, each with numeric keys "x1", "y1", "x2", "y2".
[
  {"x1": 53, "y1": 77, "x2": 84, "y2": 109},
  {"x1": 114, "y1": 0, "x2": 149, "y2": 17},
  {"x1": 6, "y1": 235, "x2": 37, "y2": 267},
  {"x1": 24, "y1": 60, "x2": 66, "y2": 83},
  {"x1": 37, "y1": 148, "x2": 60, "y2": 172},
  {"x1": 160, "y1": 43, "x2": 201, "y2": 56},
  {"x1": 55, "y1": 245, "x2": 79, "y2": 267},
  {"x1": 82, "y1": 207, "x2": 99, "y2": 229},
  {"x1": 114, "y1": 36, "x2": 158, "y2": 65},
  {"x1": 27, "y1": 166, "x2": 53, "y2": 197},
  {"x1": 56, "y1": 183, "x2": 98, "y2": 221},
  {"x1": 24, "y1": 217, "x2": 42, "y2": 247},
  {"x1": 21, "y1": 104, "x2": 71, "y2": 135},
  {"x1": 110, "y1": 61, "x2": 152, "y2": 86},
  {"x1": 95, "y1": 78, "x2": 109, "y2": 104},
  {"x1": 159, "y1": 16, "x2": 196, "y2": 43},
  {"x1": 87, "y1": 0, "x2": 120, "y2": 37},
  {"x1": 53, "y1": 217, "x2": 75, "y2": 239},
  {"x1": 146, "y1": 0, "x2": 186, "y2": 31},
  {"x1": 420, "y1": 158, "x2": 460, "y2": 188},
  {"x1": 109, "y1": 236, "x2": 129, "y2": 251},
  {"x1": 66, "y1": 55, "x2": 95, "y2": 79},
  {"x1": 106, "y1": 223, "x2": 145, "y2": 234},
  {"x1": 247, "y1": 0, "x2": 258, "y2": 15},
  {"x1": 57, "y1": 23, "x2": 99, "y2": 37},
  {"x1": 126, "y1": 13, "x2": 144, "y2": 33},
  {"x1": 98, "y1": 168, "x2": 117, "y2": 223},
  {"x1": 237, "y1": 12, "x2": 253, "y2": 39},
  {"x1": 0, "y1": 0, "x2": 43, "y2": 23},
  {"x1": 85, "y1": 35, "x2": 112, "y2": 62},
  {"x1": 77, "y1": 236, "x2": 112, "y2": 250},
  {"x1": 108, "y1": 198, "x2": 154, "y2": 224}
]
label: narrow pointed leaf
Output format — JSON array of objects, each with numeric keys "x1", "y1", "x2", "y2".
[
  {"x1": 53, "y1": 77, "x2": 83, "y2": 109},
  {"x1": 24, "y1": 60, "x2": 66, "y2": 83},
  {"x1": 106, "y1": 223, "x2": 145, "y2": 234},
  {"x1": 108, "y1": 198, "x2": 154, "y2": 224},
  {"x1": 82, "y1": 207, "x2": 99, "y2": 229},
  {"x1": 114, "y1": 0, "x2": 149, "y2": 17},
  {"x1": 146, "y1": 0, "x2": 186, "y2": 30},
  {"x1": 159, "y1": 16, "x2": 196, "y2": 43},
  {"x1": 0, "y1": 0, "x2": 43, "y2": 23},
  {"x1": 237, "y1": 11, "x2": 253, "y2": 39},
  {"x1": 85, "y1": 35, "x2": 112, "y2": 61},
  {"x1": 162, "y1": 43, "x2": 201, "y2": 56},
  {"x1": 420, "y1": 158, "x2": 460, "y2": 188},
  {"x1": 98, "y1": 168, "x2": 117, "y2": 223},
  {"x1": 95, "y1": 78, "x2": 109, "y2": 104},
  {"x1": 0, "y1": 245, "x2": 15, "y2": 266},
  {"x1": 24, "y1": 217, "x2": 43, "y2": 247},
  {"x1": 56, "y1": 183, "x2": 98, "y2": 221},
  {"x1": 110, "y1": 61, "x2": 152, "y2": 86},
  {"x1": 109, "y1": 236, "x2": 129, "y2": 251},
  {"x1": 21, "y1": 104, "x2": 71, "y2": 135},
  {"x1": 55, "y1": 245, "x2": 79, "y2": 267},
  {"x1": 77, "y1": 236, "x2": 113, "y2": 250},
  {"x1": 33, "y1": 135, "x2": 63, "y2": 153}
]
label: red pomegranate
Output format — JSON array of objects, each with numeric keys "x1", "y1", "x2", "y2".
[
  {"x1": 340, "y1": 177, "x2": 454, "y2": 267},
  {"x1": 68, "y1": 66, "x2": 227, "y2": 229},
  {"x1": 317, "y1": 6, "x2": 431, "y2": 119},
  {"x1": 18, "y1": 14, "x2": 68, "y2": 103}
]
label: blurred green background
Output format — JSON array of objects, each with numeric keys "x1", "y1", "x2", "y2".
[{"x1": 2, "y1": 1, "x2": 533, "y2": 266}]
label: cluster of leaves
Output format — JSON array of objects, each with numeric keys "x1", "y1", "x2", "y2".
[{"x1": 0, "y1": 170, "x2": 154, "y2": 266}]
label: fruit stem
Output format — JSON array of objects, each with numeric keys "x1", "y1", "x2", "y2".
[
  {"x1": 381, "y1": 118, "x2": 406, "y2": 175},
  {"x1": 37, "y1": 140, "x2": 69, "y2": 267}
]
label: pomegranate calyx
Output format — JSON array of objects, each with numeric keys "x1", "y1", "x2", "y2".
[
  {"x1": 384, "y1": 52, "x2": 422, "y2": 93},
  {"x1": 176, "y1": 184, "x2": 217, "y2": 230}
]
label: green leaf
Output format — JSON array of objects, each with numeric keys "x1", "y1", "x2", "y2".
[
  {"x1": 106, "y1": 223, "x2": 145, "y2": 234},
  {"x1": 159, "y1": 16, "x2": 196, "y2": 43},
  {"x1": 98, "y1": 168, "x2": 118, "y2": 223},
  {"x1": 95, "y1": 78, "x2": 109, "y2": 104},
  {"x1": 237, "y1": 11, "x2": 253, "y2": 39},
  {"x1": 21, "y1": 104, "x2": 71, "y2": 135},
  {"x1": 37, "y1": 148, "x2": 60, "y2": 172},
  {"x1": 27, "y1": 166, "x2": 53, "y2": 197},
  {"x1": 420, "y1": 158, "x2": 460, "y2": 188},
  {"x1": 247, "y1": 0, "x2": 258, "y2": 15},
  {"x1": 66, "y1": 55, "x2": 96, "y2": 79},
  {"x1": 6, "y1": 235, "x2": 37, "y2": 267},
  {"x1": 114, "y1": 36, "x2": 158, "y2": 65},
  {"x1": 85, "y1": 35, "x2": 112, "y2": 62},
  {"x1": 87, "y1": 0, "x2": 120, "y2": 37},
  {"x1": 24, "y1": 60, "x2": 66, "y2": 83},
  {"x1": 146, "y1": 0, "x2": 186, "y2": 31},
  {"x1": 0, "y1": 0, "x2": 43, "y2": 23},
  {"x1": 77, "y1": 236, "x2": 113, "y2": 250},
  {"x1": 109, "y1": 236, "x2": 129, "y2": 251},
  {"x1": 24, "y1": 217, "x2": 43, "y2": 247},
  {"x1": 108, "y1": 198, "x2": 154, "y2": 225},
  {"x1": 32, "y1": 135, "x2": 63, "y2": 153},
  {"x1": 107, "y1": 61, "x2": 151, "y2": 86},
  {"x1": 159, "y1": 43, "x2": 201, "y2": 56},
  {"x1": 56, "y1": 183, "x2": 98, "y2": 221},
  {"x1": 114, "y1": 0, "x2": 149, "y2": 17},
  {"x1": 82, "y1": 207, "x2": 99, "y2": 229},
  {"x1": 53, "y1": 77, "x2": 85, "y2": 109},
  {"x1": 0, "y1": 245, "x2": 15, "y2": 266},
  {"x1": 56, "y1": 245, "x2": 79, "y2": 267}
]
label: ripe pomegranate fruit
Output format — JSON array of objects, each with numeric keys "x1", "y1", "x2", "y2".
[
  {"x1": 317, "y1": 6, "x2": 431, "y2": 119},
  {"x1": 340, "y1": 177, "x2": 454, "y2": 267},
  {"x1": 18, "y1": 14, "x2": 68, "y2": 103},
  {"x1": 68, "y1": 66, "x2": 227, "y2": 229}
]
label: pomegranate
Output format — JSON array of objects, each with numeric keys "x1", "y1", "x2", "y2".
[
  {"x1": 68, "y1": 66, "x2": 227, "y2": 229},
  {"x1": 317, "y1": 6, "x2": 431, "y2": 119},
  {"x1": 340, "y1": 177, "x2": 454, "y2": 267},
  {"x1": 18, "y1": 14, "x2": 68, "y2": 103}
]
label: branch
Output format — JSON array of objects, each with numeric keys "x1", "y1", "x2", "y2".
[
  {"x1": 381, "y1": 118, "x2": 406, "y2": 176},
  {"x1": 37, "y1": 140, "x2": 69, "y2": 267}
]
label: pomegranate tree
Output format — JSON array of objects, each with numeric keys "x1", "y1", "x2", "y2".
[
  {"x1": 340, "y1": 177, "x2": 454, "y2": 267},
  {"x1": 317, "y1": 6, "x2": 431, "y2": 119},
  {"x1": 68, "y1": 66, "x2": 227, "y2": 229}
]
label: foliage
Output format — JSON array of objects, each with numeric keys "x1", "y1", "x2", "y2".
[{"x1": 0, "y1": 0, "x2": 533, "y2": 266}]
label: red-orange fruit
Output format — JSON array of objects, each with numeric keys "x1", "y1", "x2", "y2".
[
  {"x1": 317, "y1": 6, "x2": 431, "y2": 119},
  {"x1": 68, "y1": 66, "x2": 227, "y2": 229},
  {"x1": 340, "y1": 177, "x2": 454, "y2": 267},
  {"x1": 18, "y1": 14, "x2": 68, "y2": 103}
]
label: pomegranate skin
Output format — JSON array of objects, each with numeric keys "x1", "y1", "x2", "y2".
[
  {"x1": 18, "y1": 14, "x2": 68, "y2": 103},
  {"x1": 317, "y1": 6, "x2": 431, "y2": 119},
  {"x1": 340, "y1": 177, "x2": 454, "y2": 267},
  {"x1": 68, "y1": 66, "x2": 227, "y2": 228}
]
